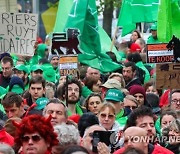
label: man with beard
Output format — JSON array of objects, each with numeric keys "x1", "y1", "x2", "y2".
[
  {"x1": 125, "y1": 106, "x2": 157, "y2": 144},
  {"x1": 61, "y1": 77, "x2": 86, "y2": 115},
  {"x1": 13, "y1": 64, "x2": 29, "y2": 90},
  {"x1": 122, "y1": 61, "x2": 142, "y2": 89}
]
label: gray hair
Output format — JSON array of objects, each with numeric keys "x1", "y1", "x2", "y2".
[
  {"x1": 124, "y1": 95, "x2": 139, "y2": 106},
  {"x1": 169, "y1": 119, "x2": 180, "y2": 132},
  {"x1": 0, "y1": 143, "x2": 15, "y2": 154},
  {"x1": 54, "y1": 123, "x2": 80, "y2": 146},
  {"x1": 43, "y1": 98, "x2": 68, "y2": 118}
]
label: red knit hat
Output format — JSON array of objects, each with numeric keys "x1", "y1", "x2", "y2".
[
  {"x1": 130, "y1": 43, "x2": 141, "y2": 52},
  {"x1": 129, "y1": 84, "x2": 146, "y2": 99}
]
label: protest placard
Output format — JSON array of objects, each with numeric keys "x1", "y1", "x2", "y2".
[
  {"x1": 59, "y1": 55, "x2": 78, "y2": 77},
  {"x1": 0, "y1": 12, "x2": 38, "y2": 56},
  {"x1": 0, "y1": 0, "x2": 17, "y2": 12},
  {"x1": 147, "y1": 44, "x2": 174, "y2": 63},
  {"x1": 156, "y1": 63, "x2": 180, "y2": 89}
]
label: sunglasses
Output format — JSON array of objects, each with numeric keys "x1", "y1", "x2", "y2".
[
  {"x1": 100, "y1": 113, "x2": 115, "y2": 119},
  {"x1": 21, "y1": 135, "x2": 42, "y2": 143}
]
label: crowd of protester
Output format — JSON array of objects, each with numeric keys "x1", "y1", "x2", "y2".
[{"x1": 0, "y1": 23, "x2": 179, "y2": 154}]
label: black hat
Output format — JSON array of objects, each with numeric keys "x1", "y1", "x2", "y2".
[{"x1": 78, "y1": 112, "x2": 99, "y2": 137}]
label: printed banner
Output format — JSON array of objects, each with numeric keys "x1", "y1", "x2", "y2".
[{"x1": 147, "y1": 44, "x2": 174, "y2": 63}]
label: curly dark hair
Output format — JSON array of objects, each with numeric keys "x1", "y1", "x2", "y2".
[
  {"x1": 14, "y1": 114, "x2": 58, "y2": 151},
  {"x1": 61, "y1": 77, "x2": 82, "y2": 100}
]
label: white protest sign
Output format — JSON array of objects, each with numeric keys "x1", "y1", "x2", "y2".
[{"x1": 0, "y1": 12, "x2": 38, "y2": 56}]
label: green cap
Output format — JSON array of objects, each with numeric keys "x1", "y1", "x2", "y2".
[
  {"x1": 10, "y1": 85, "x2": 24, "y2": 94},
  {"x1": 30, "y1": 65, "x2": 43, "y2": 72},
  {"x1": 105, "y1": 88, "x2": 124, "y2": 102},
  {"x1": 14, "y1": 64, "x2": 29, "y2": 74},
  {"x1": 150, "y1": 23, "x2": 157, "y2": 31},
  {"x1": 0, "y1": 86, "x2": 7, "y2": 99},
  {"x1": 35, "y1": 97, "x2": 49, "y2": 110}
]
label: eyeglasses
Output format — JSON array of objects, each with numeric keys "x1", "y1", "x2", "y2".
[
  {"x1": 21, "y1": 135, "x2": 42, "y2": 143},
  {"x1": 100, "y1": 113, "x2": 115, "y2": 119},
  {"x1": 171, "y1": 99, "x2": 180, "y2": 104},
  {"x1": 124, "y1": 106, "x2": 137, "y2": 110}
]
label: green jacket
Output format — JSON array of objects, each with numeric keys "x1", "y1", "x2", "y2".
[
  {"x1": 116, "y1": 109, "x2": 128, "y2": 128},
  {"x1": 147, "y1": 35, "x2": 161, "y2": 44}
]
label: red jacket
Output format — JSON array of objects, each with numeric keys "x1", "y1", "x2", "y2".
[
  {"x1": 0, "y1": 129, "x2": 14, "y2": 146},
  {"x1": 114, "y1": 144, "x2": 174, "y2": 154}
]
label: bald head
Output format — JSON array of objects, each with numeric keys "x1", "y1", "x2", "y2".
[
  {"x1": 124, "y1": 127, "x2": 148, "y2": 154},
  {"x1": 86, "y1": 67, "x2": 100, "y2": 80},
  {"x1": 124, "y1": 126, "x2": 147, "y2": 137}
]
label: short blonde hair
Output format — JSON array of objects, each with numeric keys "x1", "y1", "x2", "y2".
[
  {"x1": 108, "y1": 73, "x2": 125, "y2": 88},
  {"x1": 98, "y1": 102, "x2": 116, "y2": 115}
]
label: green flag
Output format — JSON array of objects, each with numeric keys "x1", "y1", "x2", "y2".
[
  {"x1": 117, "y1": 0, "x2": 159, "y2": 36},
  {"x1": 64, "y1": 0, "x2": 121, "y2": 73},
  {"x1": 157, "y1": 0, "x2": 180, "y2": 42},
  {"x1": 98, "y1": 26, "x2": 122, "y2": 62},
  {"x1": 53, "y1": 0, "x2": 73, "y2": 32}
]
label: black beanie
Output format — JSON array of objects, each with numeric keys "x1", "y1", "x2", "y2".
[
  {"x1": 9, "y1": 76, "x2": 24, "y2": 91},
  {"x1": 78, "y1": 112, "x2": 99, "y2": 137}
]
